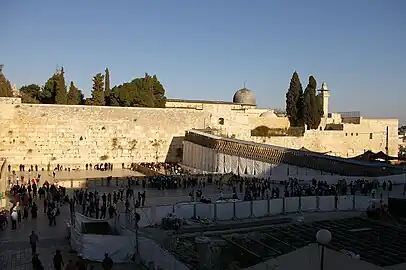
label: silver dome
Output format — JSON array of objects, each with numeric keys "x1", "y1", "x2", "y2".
[
  {"x1": 259, "y1": 111, "x2": 277, "y2": 118},
  {"x1": 233, "y1": 88, "x2": 256, "y2": 105}
]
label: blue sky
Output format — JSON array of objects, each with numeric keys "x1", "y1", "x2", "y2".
[{"x1": 1, "y1": 1, "x2": 405, "y2": 123}]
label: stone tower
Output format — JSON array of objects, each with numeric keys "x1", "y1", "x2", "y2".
[{"x1": 318, "y1": 81, "x2": 330, "y2": 120}]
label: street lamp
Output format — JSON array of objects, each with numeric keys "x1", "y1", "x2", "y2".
[{"x1": 316, "y1": 229, "x2": 332, "y2": 270}]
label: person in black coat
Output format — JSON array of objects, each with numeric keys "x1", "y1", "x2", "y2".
[
  {"x1": 31, "y1": 202, "x2": 38, "y2": 219},
  {"x1": 32, "y1": 253, "x2": 44, "y2": 270}
]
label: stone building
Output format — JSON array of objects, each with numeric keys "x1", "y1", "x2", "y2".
[{"x1": 0, "y1": 83, "x2": 399, "y2": 171}]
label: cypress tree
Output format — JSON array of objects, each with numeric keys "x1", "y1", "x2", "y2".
[
  {"x1": 105, "y1": 68, "x2": 110, "y2": 93},
  {"x1": 303, "y1": 76, "x2": 322, "y2": 129},
  {"x1": 0, "y1": 66, "x2": 14, "y2": 97},
  {"x1": 104, "y1": 68, "x2": 111, "y2": 105},
  {"x1": 67, "y1": 81, "x2": 83, "y2": 105},
  {"x1": 54, "y1": 67, "x2": 67, "y2": 104},
  {"x1": 91, "y1": 73, "x2": 105, "y2": 106},
  {"x1": 286, "y1": 71, "x2": 304, "y2": 126}
]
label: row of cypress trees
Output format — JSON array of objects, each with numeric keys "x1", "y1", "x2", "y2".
[{"x1": 286, "y1": 72, "x2": 323, "y2": 130}]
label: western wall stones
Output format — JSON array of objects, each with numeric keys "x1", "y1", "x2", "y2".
[{"x1": 0, "y1": 100, "x2": 207, "y2": 167}]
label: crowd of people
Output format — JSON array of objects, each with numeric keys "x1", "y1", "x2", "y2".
[
  {"x1": 139, "y1": 162, "x2": 184, "y2": 175},
  {"x1": 5, "y1": 176, "x2": 67, "y2": 230},
  {"x1": 0, "y1": 173, "x2": 119, "y2": 269},
  {"x1": 0, "y1": 161, "x2": 402, "y2": 270}
]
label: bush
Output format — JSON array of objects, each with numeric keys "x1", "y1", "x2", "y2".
[{"x1": 251, "y1": 125, "x2": 304, "y2": 137}]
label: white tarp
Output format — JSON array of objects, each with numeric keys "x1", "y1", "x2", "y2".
[
  {"x1": 189, "y1": 143, "x2": 195, "y2": 168},
  {"x1": 246, "y1": 159, "x2": 254, "y2": 175},
  {"x1": 192, "y1": 145, "x2": 198, "y2": 169},
  {"x1": 224, "y1": 154, "x2": 232, "y2": 173},
  {"x1": 71, "y1": 213, "x2": 135, "y2": 263},
  {"x1": 238, "y1": 157, "x2": 247, "y2": 175},
  {"x1": 211, "y1": 149, "x2": 218, "y2": 172},
  {"x1": 82, "y1": 234, "x2": 135, "y2": 262},
  {"x1": 263, "y1": 163, "x2": 273, "y2": 177},
  {"x1": 203, "y1": 147, "x2": 210, "y2": 172},
  {"x1": 197, "y1": 145, "x2": 203, "y2": 170},
  {"x1": 231, "y1": 155, "x2": 239, "y2": 174},
  {"x1": 193, "y1": 144, "x2": 199, "y2": 168},
  {"x1": 207, "y1": 147, "x2": 214, "y2": 172},
  {"x1": 254, "y1": 160, "x2": 264, "y2": 176},
  {"x1": 182, "y1": 141, "x2": 190, "y2": 167},
  {"x1": 217, "y1": 152, "x2": 225, "y2": 173}
]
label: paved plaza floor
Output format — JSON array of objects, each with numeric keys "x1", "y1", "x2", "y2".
[{"x1": 9, "y1": 168, "x2": 143, "y2": 183}]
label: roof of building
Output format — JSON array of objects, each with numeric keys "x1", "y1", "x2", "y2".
[
  {"x1": 188, "y1": 129, "x2": 404, "y2": 171},
  {"x1": 259, "y1": 111, "x2": 277, "y2": 118},
  {"x1": 167, "y1": 98, "x2": 256, "y2": 106},
  {"x1": 228, "y1": 217, "x2": 406, "y2": 269},
  {"x1": 245, "y1": 243, "x2": 383, "y2": 270}
]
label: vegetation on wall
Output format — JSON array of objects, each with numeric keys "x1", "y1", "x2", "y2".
[
  {"x1": 285, "y1": 72, "x2": 323, "y2": 130},
  {"x1": 251, "y1": 125, "x2": 305, "y2": 137},
  {"x1": 0, "y1": 67, "x2": 13, "y2": 97},
  {"x1": 0, "y1": 66, "x2": 167, "y2": 108}
]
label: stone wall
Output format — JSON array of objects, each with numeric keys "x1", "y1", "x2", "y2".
[
  {"x1": 0, "y1": 97, "x2": 399, "y2": 168},
  {"x1": 250, "y1": 118, "x2": 399, "y2": 158},
  {"x1": 0, "y1": 100, "x2": 206, "y2": 167}
]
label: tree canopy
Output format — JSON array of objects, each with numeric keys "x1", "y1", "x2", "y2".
[
  {"x1": 54, "y1": 67, "x2": 67, "y2": 104},
  {"x1": 20, "y1": 84, "x2": 41, "y2": 103},
  {"x1": 286, "y1": 71, "x2": 304, "y2": 127},
  {"x1": 3, "y1": 67, "x2": 168, "y2": 108},
  {"x1": 67, "y1": 81, "x2": 84, "y2": 105},
  {"x1": 91, "y1": 73, "x2": 105, "y2": 106},
  {"x1": 106, "y1": 73, "x2": 167, "y2": 108},
  {"x1": 303, "y1": 76, "x2": 323, "y2": 129},
  {"x1": 0, "y1": 68, "x2": 13, "y2": 97},
  {"x1": 285, "y1": 72, "x2": 323, "y2": 130}
]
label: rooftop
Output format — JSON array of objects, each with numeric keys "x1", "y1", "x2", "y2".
[
  {"x1": 187, "y1": 129, "x2": 405, "y2": 175},
  {"x1": 172, "y1": 216, "x2": 406, "y2": 269},
  {"x1": 166, "y1": 98, "x2": 256, "y2": 106}
]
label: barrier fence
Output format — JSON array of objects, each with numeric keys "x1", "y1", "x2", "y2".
[{"x1": 121, "y1": 195, "x2": 377, "y2": 229}]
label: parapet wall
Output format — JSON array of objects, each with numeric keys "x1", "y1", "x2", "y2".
[{"x1": 0, "y1": 99, "x2": 207, "y2": 167}]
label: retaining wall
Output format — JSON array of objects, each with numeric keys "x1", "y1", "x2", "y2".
[{"x1": 122, "y1": 195, "x2": 376, "y2": 229}]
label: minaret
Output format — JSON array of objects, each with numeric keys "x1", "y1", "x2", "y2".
[{"x1": 318, "y1": 81, "x2": 330, "y2": 120}]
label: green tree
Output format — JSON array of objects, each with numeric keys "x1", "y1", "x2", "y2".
[
  {"x1": 286, "y1": 71, "x2": 304, "y2": 126},
  {"x1": 20, "y1": 84, "x2": 41, "y2": 103},
  {"x1": 104, "y1": 68, "x2": 111, "y2": 105},
  {"x1": 40, "y1": 74, "x2": 58, "y2": 104},
  {"x1": 67, "y1": 81, "x2": 84, "y2": 105},
  {"x1": 105, "y1": 68, "x2": 110, "y2": 93},
  {"x1": 303, "y1": 76, "x2": 323, "y2": 129},
  {"x1": 54, "y1": 67, "x2": 67, "y2": 104},
  {"x1": 0, "y1": 67, "x2": 14, "y2": 97},
  {"x1": 151, "y1": 74, "x2": 166, "y2": 107},
  {"x1": 91, "y1": 73, "x2": 105, "y2": 106},
  {"x1": 108, "y1": 73, "x2": 166, "y2": 107}
]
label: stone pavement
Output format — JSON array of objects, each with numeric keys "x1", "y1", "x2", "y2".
[{"x1": 9, "y1": 168, "x2": 143, "y2": 183}]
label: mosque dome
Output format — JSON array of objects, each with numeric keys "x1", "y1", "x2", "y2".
[
  {"x1": 259, "y1": 111, "x2": 277, "y2": 118},
  {"x1": 233, "y1": 88, "x2": 256, "y2": 105}
]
